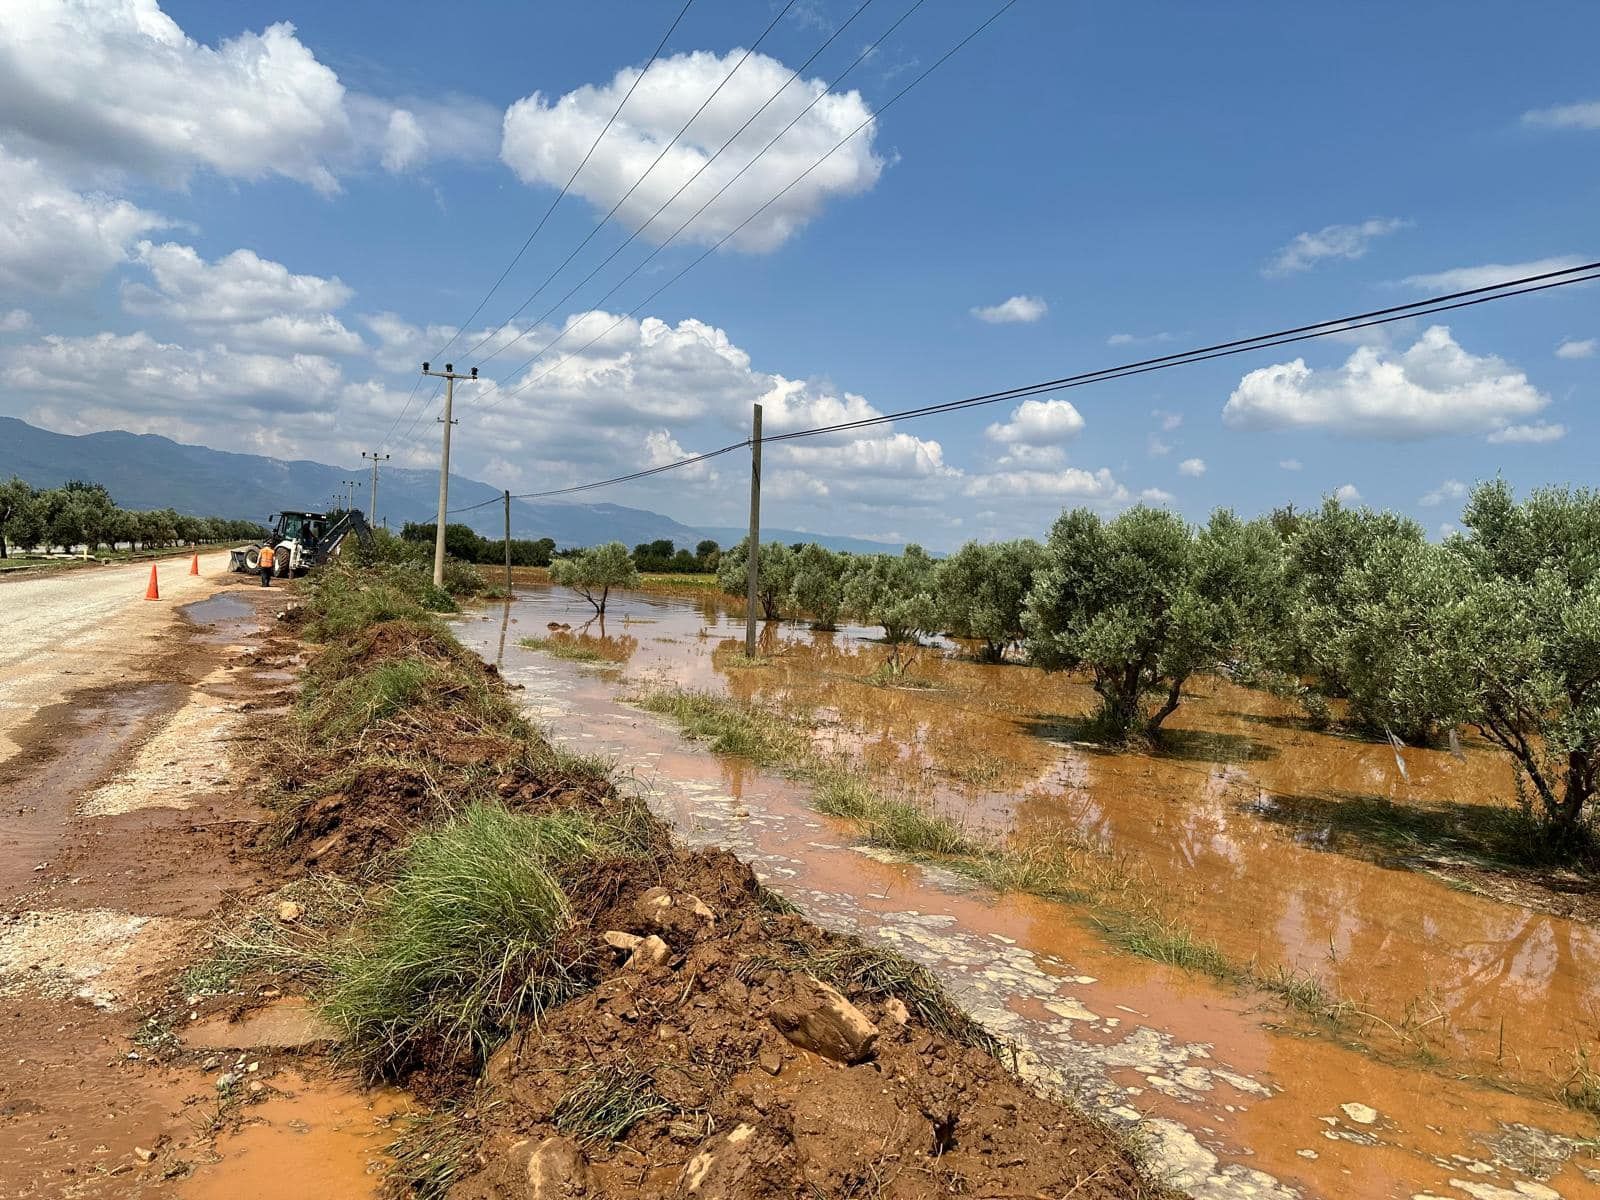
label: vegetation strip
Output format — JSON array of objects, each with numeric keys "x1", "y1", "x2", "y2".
[{"x1": 180, "y1": 545, "x2": 1169, "y2": 1199}]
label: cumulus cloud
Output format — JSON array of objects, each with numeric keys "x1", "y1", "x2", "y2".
[
  {"x1": 1222, "y1": 325, "x2": 1548, "y2": 441},
  {"x1": 1139, "y1": 488, "x2": 1175, "y2": 504},
  {"x1": 1153, "y1": 409, "x2": 1183, "y2": 431},
  {"x1": 1398, "y1": 256, "x2": 1584, "y2": 292},
  {"x1": 963, "y1": 467, "x2": 1126, "y2": 502},
  {"x1": 1178, "y1": 457, "x2": 1206, "y2": 477},
  {"x1": 1264, "y1": 217, "x2": 1408, "y2": 276},
  {"x1": 500, "y1": 49, "x2": 882, "y2": 252},
  {"x1": 121, "y1": 241, "x2": 364, "y2": 355},
  {"x1": 0, "y1": 145, "x2": 166, "y2": 294},
  {"x1": 1109, "y1": 331, "x2": 1173, "y2": 347},
  {"x1": 1523, "y1": 100, "x2": 1600, "y2": 130},
  {"x1": 0, "y1": 309, "x2": 33, "y2": 333},
  {"x1": 1279, "y1": 458, "x2": 1303, "y2": 471},
  {"x1": 1334, "y1": 484, "x2": 1361, "y2": 503},
  {"x1": 972, "y1": 295, "x2": 1047, "y2": 324},
  {"x1": 984, "y1": 398, "x2": 1084, "y2": 444},
  {"x1": 1486, "y1": 421, "x2": 1565, "y2": 444},
  {"x1": 1556, "y1": 338, "x2": 1595, "y2": 359},
  {"x1": 1147, "y1": 436, "x2": 1172, "y2": 457},
  {"x1": 1419, "y1": 479, "x2": 1468, "y2": 507}
]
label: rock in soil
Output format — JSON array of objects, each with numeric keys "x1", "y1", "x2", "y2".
[{"x1": 768, "y1": 977, "x2": 878, "y2": 1065}]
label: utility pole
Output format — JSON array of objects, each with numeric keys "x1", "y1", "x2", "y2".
[
  {"x1": 503, "y1": 489, "x2": 513, "y2": 595},
  {"x1": 421, "y1": 361, "x2": 477, "y2": 588},
  {"x1": 744, "y1": 402, "x2": 762, "y2": 658},
  {"x1": 362, "y1": 451, "x2": 390, "y2": 527}
]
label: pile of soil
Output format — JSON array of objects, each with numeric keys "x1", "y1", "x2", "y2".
[
  {"x1": 452, "y1": 847, "x2": 1159, "y2": 1200},
  {"x1": 267, "y1": 618, "x2": 612, "y2": 876}
]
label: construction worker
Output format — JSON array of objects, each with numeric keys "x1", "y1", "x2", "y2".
[{"x1": 258, "y1": 543, "x2": 275, "y2": 588}]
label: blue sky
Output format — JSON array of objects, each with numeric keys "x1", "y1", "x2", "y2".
[{"x1": 0, "y1": 0, "x2": 1594, "y2": 548}]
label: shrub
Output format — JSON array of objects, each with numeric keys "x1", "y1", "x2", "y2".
[{"x1": 841, "y1": 546, "x2": 939, "y2": 673}]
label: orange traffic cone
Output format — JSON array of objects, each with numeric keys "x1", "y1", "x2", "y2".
[
  {"x1": 145, "y1": 564, "x2": 160, "y2": 600},
  {"x1": 189, "y1": 552, "x2": 199, "y2": 576}
]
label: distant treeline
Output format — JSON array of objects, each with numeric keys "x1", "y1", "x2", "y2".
[
  {"x1": 398, "y1": 524, "x2": 725, "y2": 574},
  {"x1": 0, "y1": 477, "x2": 268, "y2": 558}
]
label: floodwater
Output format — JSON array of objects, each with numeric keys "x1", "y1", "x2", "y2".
[{"x1": 456, "y1": 585, "x2": 1600, "y2": 1200}]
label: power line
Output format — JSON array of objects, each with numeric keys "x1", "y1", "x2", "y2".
[
  {"x1": 482, "y1": 261, "x2": 1599, "y2": 503},
  {"x1": 432, "y1": 0, "x2": 697, "y2": 366},
  {"x1": 460, "y1": 0, "x2": 804, "y2": 368},
  {"x1": 474, "y1": 0, "x2": 1018, "y2": 416},
  {"x1": 471, "y1": 0, "x2": 886, "y2": 375}
]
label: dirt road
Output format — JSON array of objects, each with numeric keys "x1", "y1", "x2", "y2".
[{"x1": 0, "y1": 560, "x2": 405, "y2": 1198}]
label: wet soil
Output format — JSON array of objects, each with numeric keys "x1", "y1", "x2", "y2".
[
  {"x1": 0, "y1": 573, "x2": 407, "y2": 1198},
  {"x1": 455, "y1": 587, "x2": 1600, "y2": 1200}
]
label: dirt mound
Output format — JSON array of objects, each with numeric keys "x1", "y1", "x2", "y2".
[{"x1": 449, "y1": 848, "x2": 1156, "y2": 1200}]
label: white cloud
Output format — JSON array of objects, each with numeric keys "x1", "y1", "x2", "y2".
[
  {"x1": 0, "y1": 145, "x2": 166, "y2": 294},
  {"x1": 121, "y1": 241, "x2": 364, "y2": 355},
  {"x1": 500, "y1": 49, "x2": 882, "y2": 253},
  {"x1": 1334, "y1": 484, "x2": 1361, "y2": 503},
  {"x1": 1177, "y1": 457, "x2": 1206, "y2": 477},
  {"x1": 1486, "y1": 421, "x2": 1565, "y2": 444},
  {"x1": 972, "y1": 295, "x2": 1048, "y2": 325},
  {"x1": 963, "y1": 467, "x2": 1126, "y2": 502},
  {"x1": 1279, "y1": 458, "x2": 1303, "y2": 471},
  {"x1": 0, "y1": 309, "x2": 32, "y2": 333},
  {"x1": 1138, "y1": 488, "x2": 1175, "y2": 504},
  {"x1": 1222, "y1": 325, "x2": 1548, "y2": 441},
  {"x1": 380, "y1": 110, "x2": 427, "y2": 174},
  {"x1": 1419, "y1": 479, "x2": 1467, "y2": 507},
  {"x1": 1153, "y1": 409, "x2": 1183, "y2": 432},
  {"x1": 1147, "y1": 435, "x2": 1172, "y2": 457},
  {"x1": 1109, "y1": 331, "x2": 1173, "y2": 347},
  {"x1": 1264, "y1": 217, "x2": 1408, "y2": 276},
  {"x1": 1523, "y1": 100, "x2": 1600, "y2": 130},
  {"x1": 1398, "y1": 256, "x2": 1584, "y2": 292},
  {"x1": 1556, "y1": 338, "x2": 1595, "y2": 360},
  {"x1": 984, "y1": 398, "x2": 1084, "y2": 444}
]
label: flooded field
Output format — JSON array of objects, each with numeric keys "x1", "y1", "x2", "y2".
[{"x1": 456, "y1": 583, "x2": 1600, "y2": 1200}]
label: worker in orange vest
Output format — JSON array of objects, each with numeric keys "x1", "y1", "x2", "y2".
[{"x1": 258, "y1": 543, "x2": 276, "y2": 588}]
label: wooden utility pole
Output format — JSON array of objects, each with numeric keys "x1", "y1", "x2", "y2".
[
  {"x1": 744, "y1": 403, "x2": 762, "y2": 658},
  {"x1": 362, "y1": 451, "x2": 390, "y2": 527},
  {"x1": 503, "y1": 489, "x2": 513, "y2": 595},
  {"x1": 421, "y1": 361, "x2": 477, "y2": 588}
]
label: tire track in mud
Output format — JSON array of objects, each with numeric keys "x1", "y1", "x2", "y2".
[{"x1": 457, "y1": 599, "x2": 1600, "y2": 1200}]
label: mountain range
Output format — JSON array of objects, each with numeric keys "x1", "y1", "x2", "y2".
[{"x1": 0, "y1": 417, "x2": 904, "y2": 554}]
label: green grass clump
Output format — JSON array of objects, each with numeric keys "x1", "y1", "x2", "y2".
[
  {"x1": 319, "y1": 803, "x2": 596, "y2": 1076},
  {"x1": 1094, "y1": 912, "x2": 1236, "y2": 981},
  {"x1": 302, "y1": 561, "x2": 457, "y2": 640},
  {"x1": 384, "y1": 1106, "x2": 478, "y2": 1200},
  {"x1": 635, "y1": 688, "x2": 807, "y2": 764},
  {"x1": 520, "y1": 636, "x2": 607, "y2": 663},
  {"x1": 551, "y1": 1061, "x2": 674, "y2": 1146}
]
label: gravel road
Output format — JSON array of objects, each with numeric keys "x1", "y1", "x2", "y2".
[{"x1": 0, "y1": 552, "x2": 234, "y2": 758}]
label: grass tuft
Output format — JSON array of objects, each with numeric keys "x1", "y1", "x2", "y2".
[
  {"x1": 550, "y1": 1060, "x2": 674, "y2": 1146},
  {"x1": 318, "y1": 803, "x2": 595, "y2": 1077},
  {"x1": 383, "y1": 1106, "x2": 478, "y2": 1200},
  {"x1": 519, "y1": 636, "x2": 608, "y2": 664}
]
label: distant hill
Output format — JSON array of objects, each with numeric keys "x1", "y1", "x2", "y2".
[
  {"x1": 0, "y1": 416, "x2": 708, "y2": 549},
  {"x1": 694, "y1": 526, "x2": 908, "y2": 555}
]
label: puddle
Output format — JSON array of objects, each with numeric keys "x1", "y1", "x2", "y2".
[
  {"x1": 456, "y1": 587, "x2": 1600, "y2": 1200},
  {"x1": 178, "y1": 1070, "x2": 410, "y2": 1200},
  {"x1": 181, "y1": 591, "x2": 257, "y2": 644}
]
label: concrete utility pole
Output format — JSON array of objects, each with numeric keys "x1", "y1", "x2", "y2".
[
  {"x1": 744, "y1": 402, "x2": 762, "y2": 658},
  {"x1": 421, "y1": 361, "x2": 477, "y2": 588},
  {"x1": 503, "y1": 489, "x2": 513, "y2": 595},
  {"x1": 362, "y1": 451, "x2": 390, "y2": 527}
]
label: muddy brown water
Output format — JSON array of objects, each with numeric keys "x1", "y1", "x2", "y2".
[{"x1": 457, "y1": 587, "x2": 1600, "y2": 1200}]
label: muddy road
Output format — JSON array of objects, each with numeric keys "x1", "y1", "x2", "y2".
[
  {"x1": 0, "y1": 560, "x2": 408, "y2": 1197},
  {"x1": 457, "y1": 584, "x2": 1600, "y2": 1200}
]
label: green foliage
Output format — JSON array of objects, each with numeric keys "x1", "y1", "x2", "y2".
[
  {"x1": 936, "y1": 539, "x2": 1045, "y2": 661},
  {"x1": 787, "y1": 542, "x2": 846, "y2": 629},
  {"x1": 1025, "y1": 506, "x2": 1284, "y2": 738},
  {"x1": 715, "y1": 538, "x2": 797, "y2": 619},
  {"x1": 300, "y1": 560, "x2": 457, "y2": 639},
  {"x1": 400, "y1": 521, "x2": 556, "y2": 567},
  {"x1": 319, "y1": 803, "x2": 593, "y2": 1076},
  {"x1": 550, "y1": 541, "x2": 638, "y2": 615},
  {"x1": 842, "y1": 546, "x2": 939, "y2": 668},
  {"x1": 0, "y1": 475, "x2": 265, "y2": 558}
]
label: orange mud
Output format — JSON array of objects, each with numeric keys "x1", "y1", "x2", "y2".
[{"x1": 456, "y1": 586, "x2": 1600, "y2": 1200}]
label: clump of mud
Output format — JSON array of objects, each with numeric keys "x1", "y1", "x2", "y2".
[{"x1": 454, "y1": 848, "x2": 1156, "y2": 1200}]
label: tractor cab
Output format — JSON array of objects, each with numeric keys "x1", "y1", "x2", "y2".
[{"x1": 229, "y1": 508, "x2": 372, "y2": 576}]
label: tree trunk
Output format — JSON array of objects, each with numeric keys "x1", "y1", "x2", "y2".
[{"x1": 1147, "y1": 675, "x2": 1186, "y2": 735}]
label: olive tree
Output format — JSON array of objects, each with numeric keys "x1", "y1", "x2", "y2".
[
  {"x1": 1024, "y1": 506, "x2": 1283, "y2": 739},
  {"x1": 936, "y1": 539, "x2": 1045, "y2": 662},
  {"x1": 715, "y1": 538, "x2": 796, "y2": 620},
  {"x1": 0, "y1": 477, "x2": 35, "y2": 557},
  {"x1": 842, "y1": 546, "x2": 939, "y2": 674},
  {"x1": 788, "y1": 543, "x2": 846, "y2": 629},
  {"x1": 550, "y1": 541, "x2": 638, "y2": 616}
]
